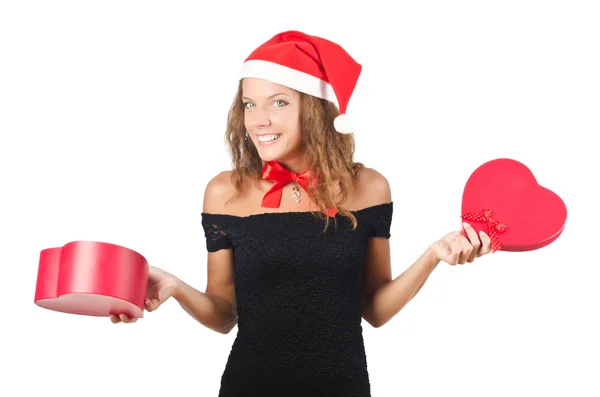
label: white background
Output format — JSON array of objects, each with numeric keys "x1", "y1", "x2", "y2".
[{"x1": 1, "y1": 1, "x2": 598, "y2": 396}]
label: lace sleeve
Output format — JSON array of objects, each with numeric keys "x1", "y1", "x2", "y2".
[
  {"x1": 201, "y1": 213, "x2": 235, "y2": 252},
  {"x1": 370, "y1": 202, "x2": 393, "y2": 238}
]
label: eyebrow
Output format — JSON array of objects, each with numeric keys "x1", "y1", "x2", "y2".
[{"x1": 242, "y1": 93, "x2": 291, "y2": 101}]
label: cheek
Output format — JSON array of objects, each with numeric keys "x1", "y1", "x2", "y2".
[{"x1": 277, "y1": 111, "x2": 301, "y2": 134}]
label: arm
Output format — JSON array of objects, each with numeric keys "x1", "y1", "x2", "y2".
[
  {"x1": 173, "y1": 171, "x2": 238, "y2": 334},
  {"x1": 173, "y1": 249, "x2": 238, "y2": 334},
  {"x1": 357, "y1": 168, "x2": 441, "y2": 328},
  {"x1": 359, "y1": 170, "x2": 490, "y2": 328},
  {"x1": 362, "y1": 241, "x2": 440, "y2": 328}
]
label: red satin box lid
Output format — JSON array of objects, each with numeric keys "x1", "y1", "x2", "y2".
[
  {"x1": 34, "y1": 241, "x2": 148, "y2": 317},
  {"x1": 461, "y1": 158, "x2": 567, "y2": 252}
]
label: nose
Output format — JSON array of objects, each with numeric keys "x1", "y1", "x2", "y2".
[{"x1": 250, "y1": 107, "x2": 271, "y2": 128}]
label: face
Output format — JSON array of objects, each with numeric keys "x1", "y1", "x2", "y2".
[{"x1": 242, "y1": 78, "x2": 303, "y2": 163}]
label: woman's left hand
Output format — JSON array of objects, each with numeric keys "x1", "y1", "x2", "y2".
[{"x1": 429, "y1": 222, "x2": 493, "y2": 266}]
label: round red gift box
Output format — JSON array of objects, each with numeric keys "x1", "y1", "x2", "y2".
[{"x1": 34, "y1": 241, "x2": 149, "y2": 318}]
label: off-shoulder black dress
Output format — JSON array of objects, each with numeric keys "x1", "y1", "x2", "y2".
[{"x1": 201, "y1": 202, "x2": 393, "y2": 397}]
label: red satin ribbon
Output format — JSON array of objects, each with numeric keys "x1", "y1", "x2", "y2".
[
  {"x1": 461, "y1": 209, "x2": 507, "y2": 253},
  {"x1": 261, "y1": 161, "x2": 337, "y2": 217}
]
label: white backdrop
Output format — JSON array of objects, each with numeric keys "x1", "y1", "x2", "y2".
[{"x1": 1, "y1": 1, "x2": 598, "y2": 396}]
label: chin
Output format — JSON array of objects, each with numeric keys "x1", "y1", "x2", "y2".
[
  {"x1": 254, "y1": 142, "x2": 287, "y2": 162},
  {"x1": 257, "y1": 150, "x2": 284, "y2": 163}
]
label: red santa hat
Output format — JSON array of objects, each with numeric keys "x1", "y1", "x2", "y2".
[{"x1": 240, "y1": 30, "x2": 362, "y2": 134}]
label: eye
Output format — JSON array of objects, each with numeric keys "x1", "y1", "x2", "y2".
[
  {"x1": 273, "y1": 100, "x2": 288, "y2": 107},
  {"x1": 243, "y1": 102, "x2": 254, "y2": 109}
]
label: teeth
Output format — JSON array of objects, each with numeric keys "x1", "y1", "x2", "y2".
[{"x1": 257, "y1": 134, "x2": 280, "y2": 142}]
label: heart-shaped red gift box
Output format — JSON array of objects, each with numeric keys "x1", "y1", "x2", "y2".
[
  {"x1": 34, "y1": 241, "x2": 149, "y2": 317},
  {"x1": 461, "y1": 158, "x2": 567, "y2": 252}
]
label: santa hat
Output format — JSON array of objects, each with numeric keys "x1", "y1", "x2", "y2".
[{"x1": 240, "y1": 30, "x2": 362, "y2": 134}]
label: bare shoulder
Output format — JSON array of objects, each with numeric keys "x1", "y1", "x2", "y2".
[
  {"x1": 203, "y1": 170, "x2": 236, "y2": 214},
  {"x1": 352, "y1": 167, "x2": 392, "y2": 209}
]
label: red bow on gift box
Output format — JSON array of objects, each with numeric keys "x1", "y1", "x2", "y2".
[{"x1": 461, "y1": 209, "x2": 507, "y2": 253}]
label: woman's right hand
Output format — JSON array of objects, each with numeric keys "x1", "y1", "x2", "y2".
[{"x1": 109, "y1": 265, "x2": 180, "y2": 324}]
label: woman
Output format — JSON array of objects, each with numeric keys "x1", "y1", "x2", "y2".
[{"x1": 110, "y1": 30, "x2": 493, "y2": 396}]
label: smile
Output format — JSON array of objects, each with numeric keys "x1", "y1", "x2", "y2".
[{"x1": 256, "y1": 134, "x2": 282, "y2": 144}]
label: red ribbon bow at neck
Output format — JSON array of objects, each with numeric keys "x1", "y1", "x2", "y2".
[
  {"x1": 261, "y1": 161, "x2": 337, "y2": 217},
  {"x1": 461, "y1": 208, "x2": 507, "y2": 253}
]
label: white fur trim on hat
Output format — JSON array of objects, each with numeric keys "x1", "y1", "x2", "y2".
[{"x1": 240, "y1": 60, "x2": 339, "y2": 105}]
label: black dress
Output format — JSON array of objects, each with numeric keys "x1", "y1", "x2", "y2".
[{"x1": 201, "y1": 202, "x2": 393, "y2": 397}]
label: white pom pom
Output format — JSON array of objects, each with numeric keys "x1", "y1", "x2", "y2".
[{"x1": 333, "y1": 113, "x2": 354, "y2": 134}]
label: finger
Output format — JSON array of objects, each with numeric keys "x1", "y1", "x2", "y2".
[
  {"x1": 109, "y1": 314, "x2": 121, "y2": 324},
  {"x1": 119, "y1": 314, "x2": 136, "y2": 323},
  {"x1": 478, "y1": 231, "x2": 493, "y2": 256},
  {"x1": 146, "y1": 298, "x2": 160, "y2": 312},
  {"x1": 433, "y1": 240, "x2": 452, "y2": 264},
  {"x1": 455, "y1": 234, "x2": 473, "y2": 265},
  {"x1": 447, "y1": 233, "x2": 462, "y2": 265},
  {"x1": 462, "y1": 223, "x2": 481, "y2": 262}
]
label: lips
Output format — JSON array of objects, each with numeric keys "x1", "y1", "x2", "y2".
[
  {"x1": 257, "y1": 134, "x2": 281, "y2": 142},
  {"x1": 255, "y1": 133, "x2": 282, "y2": 146}
]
